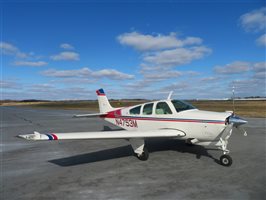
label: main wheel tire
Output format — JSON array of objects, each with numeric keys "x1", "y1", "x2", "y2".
[
  {"x1": 137, "y1": 147, "x2": 149, "y2": 161},
  {"x1": 220, "y1": 155, "x2": 233, "y2": 167}
]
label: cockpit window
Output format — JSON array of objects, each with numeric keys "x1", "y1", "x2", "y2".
[
  {"x1": 143, "y1": 103, "x2": 153, "y2": 115},
  {"x1": 129, "y1": 106, "x2": 141, "y2": 115},
  {"x1": 156, "y1": 102, "x2": 172, "y2": 115},
  {"x1": 171, "y1": 100, "x2": 196, "y2": 112}
]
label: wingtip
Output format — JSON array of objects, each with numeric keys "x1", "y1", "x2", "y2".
[
  {"x1": 16, "y1": 131, "x2": 41, "y2": 140},
  {"x1": 16, "y1": 134, "x2": 28, "y2": 139}
]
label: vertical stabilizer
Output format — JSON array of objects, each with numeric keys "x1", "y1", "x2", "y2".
[{"x1": 96, "y1": 88, "x2": 114, "y2": 113}]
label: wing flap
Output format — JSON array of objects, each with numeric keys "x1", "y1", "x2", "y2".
[{"x1": 17, "y1": 129, "x2": 185, "y2": 141}]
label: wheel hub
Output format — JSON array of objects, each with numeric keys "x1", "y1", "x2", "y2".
[{"x1": 222, "y1": 158, "x2": 229, "y2": 164}]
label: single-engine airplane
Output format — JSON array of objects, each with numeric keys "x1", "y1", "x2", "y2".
[{"x1": 18, "y1": 88, "x2": 248, "y2": 166}]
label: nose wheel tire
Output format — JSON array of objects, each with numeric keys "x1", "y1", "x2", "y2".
[
  {"x1": 137, "y1": 147, "x2": 149, "y2": 161},
  {"x1": 220, "y1": 155, "x2": 232, "y2": 167}
]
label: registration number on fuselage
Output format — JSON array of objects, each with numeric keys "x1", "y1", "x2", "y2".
[{"x1": 115, "y1": 118, "x2": 138, "y2": 128}]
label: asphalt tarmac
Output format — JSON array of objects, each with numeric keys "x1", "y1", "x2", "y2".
[{"x1": 1, "y1": 106, "x2": 265, "y2": 200}]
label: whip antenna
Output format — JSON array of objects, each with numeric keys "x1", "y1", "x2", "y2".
[{"x1": 232, "y1": 86, "x2": 235, "y2": 115}]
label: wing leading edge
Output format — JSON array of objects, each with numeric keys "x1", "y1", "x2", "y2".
[{"x1": 17, "y1": 129, "x2": 185, "y2": 141}]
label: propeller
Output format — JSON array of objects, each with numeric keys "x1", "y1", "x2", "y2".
[{"x1": 227, "y1": 115, "x2": 248, "y2": 136}]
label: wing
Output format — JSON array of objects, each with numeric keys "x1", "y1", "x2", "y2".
[{"x1": 17, "y1": 129, "x2": 185, "y2": 141}]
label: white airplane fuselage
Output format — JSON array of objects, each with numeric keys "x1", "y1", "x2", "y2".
[{"x1": 102, "y1": 99, "x2": 231, "y2": 142}]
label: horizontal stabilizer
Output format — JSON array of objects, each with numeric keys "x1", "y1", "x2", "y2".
[
  {"x1": 73, "y1": 113, "x2": 107, "y2": 118},
  {"x1": 17, "y1": 129, "x2": 185, "y2": 141}
]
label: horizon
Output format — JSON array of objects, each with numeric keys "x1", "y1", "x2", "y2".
[{"x1": 2, "y1": 96, "x2": 266, "y2": 102}]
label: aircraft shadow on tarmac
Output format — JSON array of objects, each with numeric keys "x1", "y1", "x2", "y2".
[{"x1": 49, "y1": 126, "x2": 220, "y2": 166}]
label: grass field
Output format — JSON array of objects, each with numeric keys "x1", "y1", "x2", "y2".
[
  {"x1": 2, "y1": 100, "x2": 265, "y2": 118},
  {"x1": 187, "y1": 100, "x2": 266, "y2": 118}
]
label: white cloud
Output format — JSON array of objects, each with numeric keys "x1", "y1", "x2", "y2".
[
  {"x1": 118, "y1": 32, "x2": 211, "y2": 70},
  {"x1": 253, "y1": 62, "x2": 266, "y2": 72},
  {"x1": 126, "y1": 80, "x2": 154, "y2": 89},
  {"x1": 30, "y1": 84, "x2": 55, "y2": 92},
  {"x1": 13, "y1": 60, "x2": 47, "y2": 67},
  {"x1": 60, "y1": 43, "x2": 74, "y2": 50},
  {"x1": 230, "y1": 78, "x2": 265, "y2": 97},
  {"x1": 50, "y1": 51, "x2": 80, "y2": 61},
  {"x1": 41, "y1": 68, "x2": 90, "y2": 78},
  {"x1": 41, "y1": 67, "x2": 134, "y2": 80},
  {"x1": 0, "y1": 42, "x2": 28, "y2": 58},
  {"x1": 200, "y1": 77, "x2": 220, "y2": 82},
  {"x1": 118, "y1": 31, "x2": 211, "y2": 89},
  {"x1": 253, "y1": 62, "x2": 266, "y2": 79},
  {"x1": 161, "y1": 82, "x2": 189, "y2": 92},
  {"x1": 143, "y1": 71, "x2": 182, "y2": 80},
  {"x1": 256, "y1": 34, "x2": 266, "y2": 46},
  {"x1": 0, "y1": 42, "x2": 18, "y2": 54},
  {"x1": 240, "y1": 7, "x2": 266, "y2": 33},
  {"x1": 214, "y1": 61, "x2": 251, "y2": 74},
  {"x1": 126, "y1": 69, "x2": 194, "y2": 90},
  {"x1": 0, "y1": 80, "x2": 21, "y2": 90},
  {"x1": 143, "y1": 46, "x2": 211, "y2": 67},
  {"x1": 182, "y1": 37, "x2": 202, "y2": 46},
  {"x1": 184, "y1": 71, "x2": 201, "y2": 76},
  {"x1": 254, "y1": 71, "x2": 266, "y2": 79},
  {"x1": 117, "y1": 32, "x2": 202, "y2": 51},
  {"x1": 91, "y1": 69, "x2": 134, "y2": 80}
]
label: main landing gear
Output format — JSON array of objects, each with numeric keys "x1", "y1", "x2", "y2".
[
  {"x1": 136, "y1": 147, "x2": 149, "y2": 161},
  {"x1": 129, "y1": 138, "x2": 149, "y2": 161}
]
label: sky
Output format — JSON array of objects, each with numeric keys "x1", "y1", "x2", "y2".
[{"x1": 1, "y1": 0, "x2": 266, "y2": 100}]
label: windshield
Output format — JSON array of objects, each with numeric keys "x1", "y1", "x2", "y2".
[{"x1": 171, "y1": 100, "x2": 196, "y2": 112}]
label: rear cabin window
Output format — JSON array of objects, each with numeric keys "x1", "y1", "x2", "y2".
[
  {"x1": 156, "y1": 102, "x2": 172, "y2": 115},
  {"x1": 129, "y1": 106, "x2": 141, "y2": 115},
  {"x1": 142, "y1": 103, "x2": 153, "y2": 115}
]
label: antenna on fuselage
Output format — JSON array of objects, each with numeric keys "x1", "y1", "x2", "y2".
[
  {"x1": 232, "y1": 86, "x2": 235, "y2": 115},
  {"x1": 167, "y1": 91, "x2": 173, "y2": 100}
]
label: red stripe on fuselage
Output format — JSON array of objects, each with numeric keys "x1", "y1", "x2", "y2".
[
  {"x1": 104, "y1": 115, "x2": 224, "y2": 124},
  {"x1": 105, "y1": 109, "x2": 122, "y2": 118}
]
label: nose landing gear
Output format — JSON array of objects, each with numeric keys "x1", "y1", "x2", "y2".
[
  {"x1": 218, "y1": 125, "x2": 233, "y2": 167},
  {"x1": 220, "y1": 154, "x2": 233, "y2": 166}
]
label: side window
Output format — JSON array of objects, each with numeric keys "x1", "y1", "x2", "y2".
[
  {"x1": 156, "y1": 102, "x2": 173, "y2": 115},
  {"x1": 142, "y1": 103, "x2": 153, "y2": 115},
  {"x1": 129, "y1": 106, "x2": 141, "y2": 115}
]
